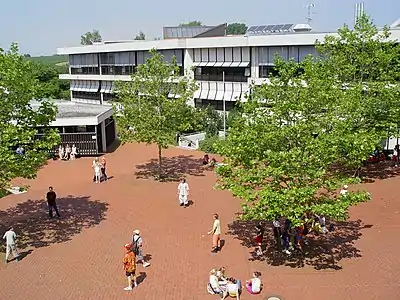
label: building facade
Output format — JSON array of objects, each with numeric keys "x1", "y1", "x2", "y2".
[{"x1": 58, "y1": 27, "x2": 400, "y2": 111}]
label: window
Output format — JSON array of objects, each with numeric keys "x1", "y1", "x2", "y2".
[
  {"x1": 194, "y1": 99, "x2": 237, "y2": 111},
  {"x1": 103, "y1": 93, "x2": 118, "y2": 102},
  {"x1": 72, "y1": 91, "x2": 101, "y2": 101},
  {"x1": 259, "y1": 66, "x2": 279, "y2": 78},
  {"x1": 194, "y1": 67, "x2": 248, "y2": 82},
  {"x1": 71, "y1": 66, "x2": 100, "y2": 75},
  {"x1": 114, "y1": 66, "x2": 135, "y2": 75}
]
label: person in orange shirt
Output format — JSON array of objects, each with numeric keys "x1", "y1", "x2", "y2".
[{"x1": 123, "y1": 243, "x2": 137, "y2": 291}]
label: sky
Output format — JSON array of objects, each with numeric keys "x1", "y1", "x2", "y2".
[{"x1": 0, "y1": 0, "x2": 399, "y2": 56}]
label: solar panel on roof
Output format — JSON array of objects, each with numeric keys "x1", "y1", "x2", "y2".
[
  {"x1": 265, "y1": 25, "x2": 275, "y2": 31},
  {"x1": 274, "y1": 24, "x2": 284, "y2": 31},
  {"x1": 281, "y1": 24, "x2": 294, "y2": 30},
  {"x1": 256, "y1": 25, "x2": 267, "y2": 32},
  {"x1": 247, "y1": 26, "x2": 258, "y2": 32}
]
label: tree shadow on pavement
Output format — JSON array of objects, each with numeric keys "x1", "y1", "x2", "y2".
[
  {"x1": 359, "y1": 161, "x2": 400, "y2": 183},
  {"x1": 0, "y1": 195, "x2": 109, "y2": 252},
  {"x1": 228, "y1": 219, "x2": 372, "y2": 270},
  {"x1": 135, "y1": 155, "x2": 206, "y2": 182}
]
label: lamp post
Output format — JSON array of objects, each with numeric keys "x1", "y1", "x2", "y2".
[{"x1": 223, "y1": 70, "x2": 226, "y2": 137}]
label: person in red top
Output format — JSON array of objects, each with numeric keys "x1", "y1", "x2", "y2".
[{"x1": 123, "y1": 243, "x2": 137, "y2": 291}]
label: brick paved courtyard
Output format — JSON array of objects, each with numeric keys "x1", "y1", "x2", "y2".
[{"x1": 0, "y1": 143, "x2": 399, "y2": 300}]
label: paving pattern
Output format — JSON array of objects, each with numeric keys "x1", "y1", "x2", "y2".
[{"x1": 0, "y1": 143, "x2": 399, "y2": 300}]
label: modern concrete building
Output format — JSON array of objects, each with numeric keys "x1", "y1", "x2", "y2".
[
  {"x1": 32, "y1": 100, "x2": 116, "y2": 155},
  {"x1": 57, "y1": 23, "x2": 400, "y2": 112}
]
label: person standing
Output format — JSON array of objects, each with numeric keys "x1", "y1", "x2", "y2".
[
  {"x1": 123, "y1": 243, "x2": 138, "y2": 291},
  {"x1": 132, "y1": 230, "x2": 151, "y2": 267},
  {"x1": 100, "y1": 156, "x2": 108, "y2": 181},
  {"x1": 92, "y1": 158, "x2": 101, "y2": 183},
  {"x1": 177, "y1": 178, "x2": 189, "y2": 207},
  {"x1": 3, "y1": 227, "x2": 19, "y2": 263},
  {"x1": 46, "y1": 186, "x2": 61, "y2": 218},
  {"x1": 273, "y1": 218, "x2": 282, "y2": 248},
  {"x1": 254, "y1": 222, "x2": 264, "y2": 256},
  {"x1": 208, "y1": 213, "x2": 221, "y2": 253}
]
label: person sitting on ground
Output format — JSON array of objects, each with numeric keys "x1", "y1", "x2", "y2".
[
  {"x1": 203, "y1": 154, "x2": 210, "y2": 165},
  {"x1": 224, "y1": 277, "x2": 241, "y2": 299},
  {"x1": 340, "y1": 185, "x2": 348, "y2": 196},
  {"x1": 208, "y1": 269, "x2": 225, "y2": 296},
  {"x1": 216, "y1": 267, "x2": 228, "y2": 282},
  {"x1": 209, "y1": 158, "x2": 217, "y2": 168},
  {"x1": 245, "y1": 271, "x2": 262, "y2": 295},
  {"x1": 64, "y1": 144, "x2": 71, "y2": 160},
  {"x1": 58, "y1": 145, "x2": 64, "y2": 160},
  {"x1": 70, "y1": 144, "x2": 77, "y2": 160}
]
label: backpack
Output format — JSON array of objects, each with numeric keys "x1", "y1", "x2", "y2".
[{"x1": 131, "y1": 236, "x2": 141, "y2": 254}]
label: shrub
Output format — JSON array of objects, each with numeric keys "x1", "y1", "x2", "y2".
[{"x1": 199, "y1": 135, "x2": 223, "y2": 154}]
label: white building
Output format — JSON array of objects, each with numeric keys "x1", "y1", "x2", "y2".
[{"x1": 57, "y1": 23, "x2": 400, "y2": 111}]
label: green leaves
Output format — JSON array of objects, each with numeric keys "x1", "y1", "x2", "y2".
[
  {"x1": 0, "y1": 44, "x2": 59, "y2": 190},
  {"x1": 218, "y1": 14, "x2": 397, "y2": 223},
  {"x1": 114, "y1": 48, "x2": 197, "y2": 178}
]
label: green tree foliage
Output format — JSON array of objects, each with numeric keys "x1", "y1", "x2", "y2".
[
  {"x1": 81, "y1": 29, "x2": 102, "y2": 45},
  {"x1": 179, "y1": 21, "x2": 202, "y2": 26},
  {"x1": 201, "y1": 106, "x2": 223, "y2": 137},
  {"x1": 115, "y1": 49, "x2": 198, "y2": 179},
  {"x1": 227, "y1": 23, "x2": 248, "y2": 35},
  {"x1": 134, "y1": 31, "x2": 146, "y2": 40},
  {"x1": 31, "y1": 62, "x2": 70, "y2": 99},
  {"x1": 0, "y1": 44, "x2": 60, "y2": 191},
  {"x1": 216, "y1": 14, "x2": 399, "y2": 225}
]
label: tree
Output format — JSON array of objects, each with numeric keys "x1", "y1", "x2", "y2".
[
  {"x1": 216, "y1": 14, "x2": 399, "y2": 225},
  {"x1": 227, "y1": 23, "x2": 247, "y2": 35},
  {"x1": 0, "y1": 44, "x2": 60, "y2": 192},
  {"x1": 31, "y1": 62, "x2": 70, "y2": 100},
  {"x1": 81, "y1": 29, "x2": 102, "y2": 45},
  {"x1": 115, "y1": 49, "x2": 198, "y2": 179},
  {"x1": 134, "y1": 31, "x2": 146, "y2": 40},
  {"x1": 179, "y1": 21, "x2": 202, "y2": 26}
]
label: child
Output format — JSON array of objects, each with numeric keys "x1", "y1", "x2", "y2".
[
  {"x1": 245, "y1": 271, "x2": 262, "y2": 294},
  {"x1": 123, "y1": 243, "x2": 137, "y2": 291},
  {"x1": 254, "y1": 222, "x2": 264, "y2": 256}
]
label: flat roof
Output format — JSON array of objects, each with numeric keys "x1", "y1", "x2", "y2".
[
  {"x1": 31, "y1": 100, "x2": 113, "y2": 126},
  {"x1": 57, "y1": 28, "x2": 400, "y2": 55}
]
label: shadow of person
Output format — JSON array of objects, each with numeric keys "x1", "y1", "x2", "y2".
[
  {"x1": 0, "y1": 195, "x2": 109, "y2": 253},
  {"x1": 137, "y1": 272, "x2": 147, "y2": 285}
]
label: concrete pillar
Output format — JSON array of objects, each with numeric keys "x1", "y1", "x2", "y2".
[{"x1": 101, "y1": 121, "x2": 107, "y2": 152}]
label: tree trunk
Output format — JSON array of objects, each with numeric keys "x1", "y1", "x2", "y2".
[{"x1": 157, "y1": 144, "x2": 162, "y2": 180}]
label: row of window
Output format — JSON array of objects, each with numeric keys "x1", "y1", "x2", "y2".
[
  {"x1": 194, "y1": 67, "x2": 249, "y2": 82},
  {"x1": 72, "y1": 91, "x2": 101, "y2": 101},
  {"x1": 194, "y1": 99, "x2": 237, "y2": 111},
  {"x1": 70, "y1": 65, "x2": 185, "y2": 76}
]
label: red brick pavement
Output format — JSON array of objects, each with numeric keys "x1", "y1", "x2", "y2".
[{"x1": 0, "y1": 143, "x2": 399, "y2": 300}]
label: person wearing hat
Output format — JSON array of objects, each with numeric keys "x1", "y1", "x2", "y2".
[
  {"x1": 132, "y1": 230, "x2": 150, "y2": 267},
  {"x1": 123, "y1": 243, "x2": 137, "y2": 291}
]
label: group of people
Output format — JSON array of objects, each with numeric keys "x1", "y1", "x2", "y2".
[
  {"x1": 252, "y1": 210, "x2": 334, "y2": 257},
  {"x1": 202, "y1": 154, "x2": 218, "y2": 168},
  {"x1": 208, "y1": 267, "x2": 262, "y2": 299},
  {"x1": 58, "y1": 144, "x2": 78, "y2": 160},
  {"x1": 92, "y1": 157, "x2": 107, "y2": 183},
  {"x1": 122, "y1": 229, "x2": 151, "y2": 291}
]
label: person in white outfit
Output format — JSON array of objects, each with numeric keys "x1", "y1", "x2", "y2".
[
  {"x1": 340, "y1": 185, "x2": 348, "y2": 196},
  {"x1": 177, "y1": 178, "x2": 189, "y2": 207},
  {"x1": 3, "y1": 227, "x2": 19, "y2": 263},
  {"x1": 92, "y1": 158, "x2": 101, "y2": 183}
]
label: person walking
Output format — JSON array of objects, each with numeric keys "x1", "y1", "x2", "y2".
[
  {"x1": 100, "y1": 156, "x2": 108, "y2": 181},
  {"x1": 3, "y1": 227, "x2": 19, "y2": 263},
  {"x1": 132, "y1": 230, "x2": 151, "y2": 267},
  {"x1": 273, "y1": 218, "x2": 282, "y2": 248},
  {"x1": 208, "y1": 213, "x2": 221, "y2": 253},
  {"x1": 123, "y1": 243, "x2": 138, "y2": 291},
  {"x1": 46, "y1": 186, "x2": 61, "y2": 218},
  {"x1": 177, "y1": 178, "x2": 189, "y2": 207}
]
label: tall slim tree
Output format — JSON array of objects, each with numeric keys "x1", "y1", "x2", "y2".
[
  {"x1": 81, "y1": 29, "x2": 102, "y2": 45},
  {"x1": 134, "y1": 31, "x2": 146, "y2": 40},
  {"x1": 216, "y1": 14, "x2": 399, "y2": 225},
  {"x1": 115, "y1": 49, "x2": 198, "y2": 179},
  {"x1": 227, "y1": 23, "x2": 248, "y2": 35},
  {"x1": 0, "y1": 44, "x2": 59, "y2": 192}
]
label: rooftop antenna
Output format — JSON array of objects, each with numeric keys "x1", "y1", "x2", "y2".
[
  {"x1": 305, "y1": 4, "x2": 316, "y2": 25},
  {"x1": 354, "y1": 2, "x2": 365, "y2": 26}
]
